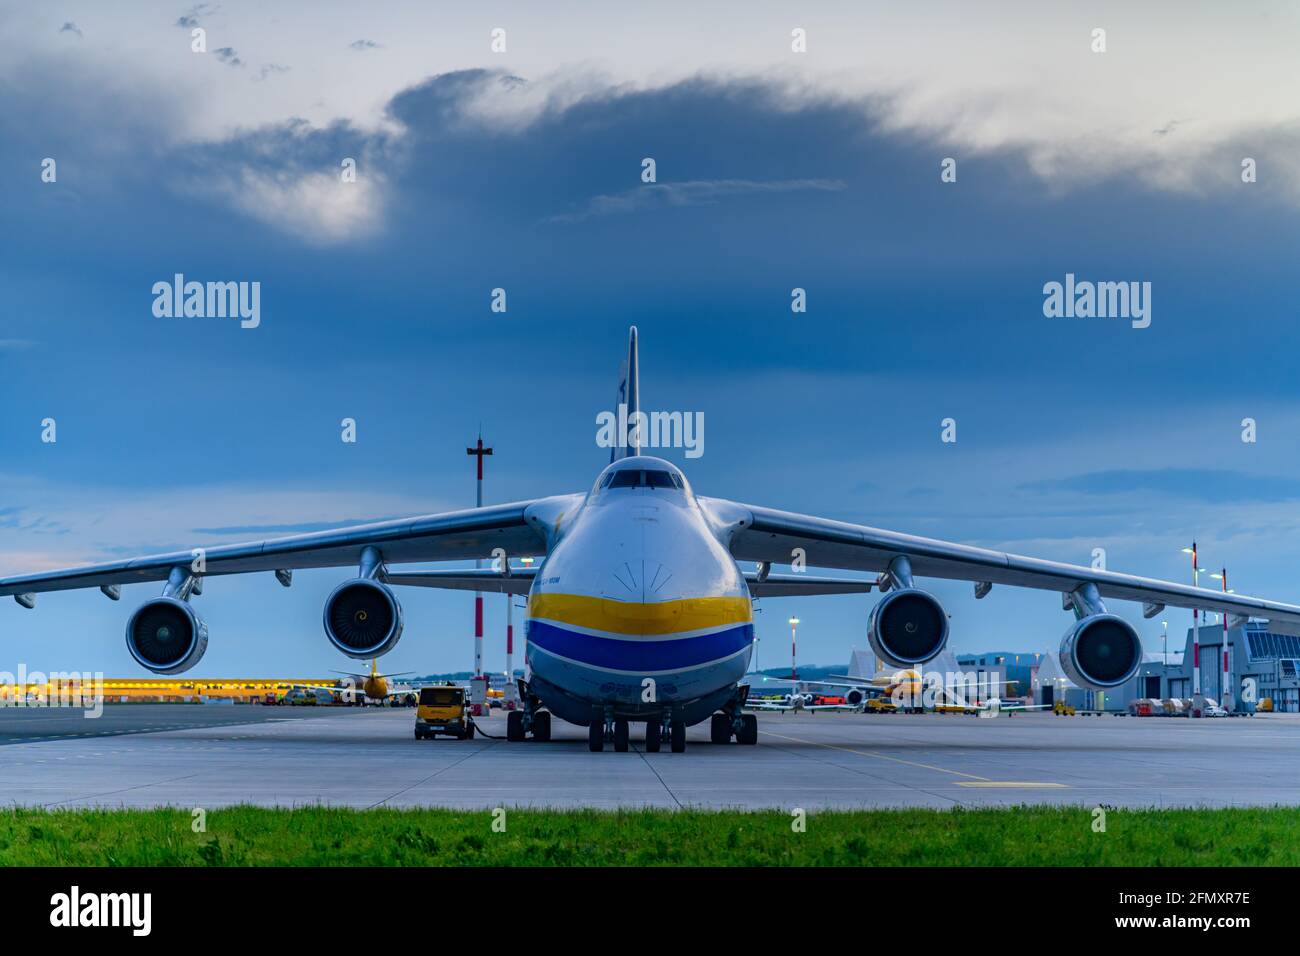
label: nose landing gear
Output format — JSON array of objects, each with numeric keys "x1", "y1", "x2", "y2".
[
  {"x1": 669, "y1": 718, "x2": 686, "y2": 753},
  {"x1": 710, "y1": 713, "x2": 732, "y2": 744},
  {"x1": 651, "y1": 712, "x2": 686, "y2": 752},
  {"x1": 709, "y1": 695, "x2": 758, "y2": 745},
  {"x1": 590, "y1": 708, "x2": 687, "y2": 752},
  {"x1": 508, "y1": 682, "x2": 552, "y2": 742},
  {"x1": 735, "y1": 712, "x2": 758, "y2": 745}
]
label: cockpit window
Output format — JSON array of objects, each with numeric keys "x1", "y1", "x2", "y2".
[{"x1": 605, "y1": 469, "x2": 682, "y2": 490}]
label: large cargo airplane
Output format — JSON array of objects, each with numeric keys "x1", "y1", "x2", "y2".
[{"x1": 4, "y1": 328, "x2": 1299, "y2": 753}]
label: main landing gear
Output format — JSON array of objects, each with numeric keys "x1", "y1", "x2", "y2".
[{"x1": 588, "y1": 708, "x2": 640, "y2": 752}]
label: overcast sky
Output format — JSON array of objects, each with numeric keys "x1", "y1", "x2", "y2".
[{"x1": 3, "y1": 1, "x2": 1300, "y2": 676}]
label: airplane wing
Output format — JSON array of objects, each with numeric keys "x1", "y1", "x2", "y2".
[
  {"x1": 743, "y1": 573, "x2": 874, "y2": 598},
  {"x1": 701, "y1": 497, "x2": 1300, "y2": 625},
  {"x1": 328, "y1": 670, "x2": 416, "y2": 679},
  {"x1": 384, "y1": 568, "x2": 535, "y2": 595},
  {"x1": 0, "y1": 498, "x2": 572, "y2": 604},
  {"x1": 794, "y1": 679, "x2": 889, "y2": 693}
]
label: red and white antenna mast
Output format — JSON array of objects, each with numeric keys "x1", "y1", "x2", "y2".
[{"x1": 466, "y1": 432, "x2": 493, "y2": 678}]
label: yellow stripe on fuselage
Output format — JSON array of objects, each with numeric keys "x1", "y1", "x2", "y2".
[{"x1": 528, "y1": 593, "x2": 752, "y2": 636}]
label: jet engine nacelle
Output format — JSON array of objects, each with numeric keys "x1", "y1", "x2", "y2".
[
  {"x1": 844, "y1": 686, "x2": 868, "y2": 707},
  {"x1": 125, "y1": 597, "x2": 209, "y2": 674},
  {"x1": 323, "y1": 578, "x2": 404, "y2": 659},
  {"x1": 1058, "y1": 614, "x2": 1142, "y2": 690},
  {"x1": 867, "y1": 588, "x2": 949, "y2": 668}
]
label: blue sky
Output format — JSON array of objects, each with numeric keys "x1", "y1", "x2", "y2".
[{"x1": 3, "y1": 2, "x2": 1300, "y2": 676}]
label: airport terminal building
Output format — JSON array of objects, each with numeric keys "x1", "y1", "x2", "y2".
[{"x1": 954, "y1": 651, "x2": 1038, "y2": 700}]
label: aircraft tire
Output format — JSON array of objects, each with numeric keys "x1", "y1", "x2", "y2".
[
  {"x1": 645, "y1": 720, "x2": 661, "y2": 752},
  {"x1": 532, "y1": 711, "x2": 551, "y2": 742},
  {"x1": 507, "y1": 710, "x2": 525, "y2": 742},
  {"x1": 613, "y1": 719, "x2": 630, "y2": 752},
  {"x1": 588, "y1": 719, "x2": 604, "y2": 752},
  {"x1": 710, "y1": 713, "x2": 731, "y2": 744},
  {"x1": 737, "y1": 714, "x2": 758, "y2": 745},
  {"x1": 670, "y1": 719, "x2": 686, "y2": 753}
]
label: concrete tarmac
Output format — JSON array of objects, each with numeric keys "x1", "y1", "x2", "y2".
[{"x1": 1, "y1": 705, "x2": 1298, "y2": 810}]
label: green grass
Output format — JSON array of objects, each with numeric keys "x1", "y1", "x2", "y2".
[{"x1": 0, "y1": 805, "x2": 1296, "y2": 866}]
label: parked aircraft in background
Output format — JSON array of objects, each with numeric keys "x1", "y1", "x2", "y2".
[
  {"x1": 329, "y1": 659, "x2": 419, "y2": 703},
  {"x1": 968, "y1": 697, "x2": 1053, "y2": 717}
]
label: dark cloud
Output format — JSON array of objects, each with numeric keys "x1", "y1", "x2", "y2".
[
  {"x1": 545, "y1": 178, "x2": 846, "y2": 224},
  {"x1": 5, "y1": 65, "x2": 1300, "y2": 468},
  {"x1": 59, "y1": 22, "x2": 82, "y2": 38},
  {"x1": 213, "y1": 47, "x2": 242, "y2": 67},
  {"x1": 255, "y1": 63, "x2": 290, "y2": 82},
  {"x1": 349, "y1": 39, "x2": 380, "y2": 51},
  {"x1": 175, "y1": 3, "x2": 216, "y2": 29}
]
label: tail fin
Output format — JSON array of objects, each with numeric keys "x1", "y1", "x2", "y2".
[{"x1": 610, "y1": 326, "x2": 641, "y2": 461}]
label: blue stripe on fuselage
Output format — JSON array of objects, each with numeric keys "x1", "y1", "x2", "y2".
[{"x1": 526, "y1": 619, "x2": 753, "y2": 672}]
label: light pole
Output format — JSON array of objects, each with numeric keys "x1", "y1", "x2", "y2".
[
  {"x1": 788, "y1": 617, "x2": 800, "y2": 685},
  {"x1": 467, "y1": 433, "x2": 493, "y2": 680},
  {"x1": 1161, "y1": 619, "x2": 1169, "y2": 698},
  {"x1": 1210, "y1": 569, "x2": 1234, "y2": 712},
  {"x1": 1180, "y1": 544, "x2": 1211, "y2": 698}
]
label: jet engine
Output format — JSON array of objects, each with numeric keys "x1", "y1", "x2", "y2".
[
  {"x1": 324, "y1": 578, "x2": 404, "y2": 659},
  {"x1": 125, "y1": 597, "x2": 209, "y2": 674},
  {"x1": 867, "y1": 588, "x2": 949, "y2": 668},
  {"x1": 1059, "y1": 614, "x2": 1142, "y2": 690}
]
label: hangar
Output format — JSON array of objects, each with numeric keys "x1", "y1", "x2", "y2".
[{"x1": 1029, "y1": 621, "x2": 1300, "y2": 713}]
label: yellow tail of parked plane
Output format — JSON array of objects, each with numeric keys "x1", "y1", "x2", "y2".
[{"x1": 327, "y1": 659, "x2": 416, "y2": 702}]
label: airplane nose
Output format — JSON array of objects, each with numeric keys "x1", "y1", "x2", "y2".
[
  {"x1": 645, "y1": 561, "x2": 674, "y2": 597},
  {"x1": 608, "y1": 560, "x2": 674, "y2": 602}
]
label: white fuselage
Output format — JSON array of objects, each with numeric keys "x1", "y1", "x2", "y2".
[{"x1": 523, "y1": 457, "x2": 753, "y2": 726}]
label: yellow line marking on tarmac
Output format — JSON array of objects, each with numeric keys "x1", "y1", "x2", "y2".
[
  {"x1": 761, "y1": 731, "x2": 990, "y2": 780},
  {"x1": 957, "y1": 782, "x2": 1068, "y2": 789}
]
